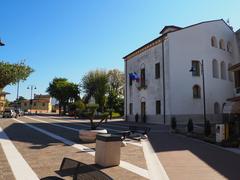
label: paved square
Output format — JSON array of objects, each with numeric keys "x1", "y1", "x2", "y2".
[{"x1": 0, "y1": 115, "x2": 240, "y2": 180}]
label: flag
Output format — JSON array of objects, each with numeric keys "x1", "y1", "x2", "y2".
[{"x1": 133, "y1": 72, "x2": 140, "y2": 82}]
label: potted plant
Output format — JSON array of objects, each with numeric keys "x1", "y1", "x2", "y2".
[
  {"x1": 187, "y1": 118, "x2": 194, "y2": 134},
  {"x1": 79, "y1": 103, "x2": 110, "y2": 142},
  {"x1": 171, "y1": 117, "x2": 177, "y2": 132}
]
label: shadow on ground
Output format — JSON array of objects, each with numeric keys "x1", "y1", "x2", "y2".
[{"x1": 148, "y1": 127, "x2": 240, "y2": 180}]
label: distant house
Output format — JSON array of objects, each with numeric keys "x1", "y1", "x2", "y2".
[
  {"x1": 0, "y1": 91, "x2": 9, "y2": 112},
  {"x1": 21, "y1": 94, "x2": 52, "y2": 113},
  {"x1": 124, "y1": 19, "x2": 239, "y2": 124}
]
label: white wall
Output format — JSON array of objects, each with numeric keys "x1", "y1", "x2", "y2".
[
  {"x1": 125, "y1": 42, "x2": 165, "y2": 121},
  {"x1": 168, "y1": 20, "x2": 235, "y2": 116}
]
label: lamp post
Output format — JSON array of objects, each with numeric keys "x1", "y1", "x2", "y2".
[
  {"x1": 0, "y1": 39, "x2": 5, "y2": 46},
  {"x1": 27, "y1": 85, "x2": 37, "y2": 113},
  {"x1": 190, "y1": 59, "x2": 207, "y2": 128}
]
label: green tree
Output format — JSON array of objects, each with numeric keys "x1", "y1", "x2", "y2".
[
  {"x1": 107, "y1": 69, "x2": 124, "y2": 117},
  {"x1": 108, "y1": 69, "x2": 124, "y2": 94},
  {"x1": 0, "y1": 61, "x2": 33, "y2": 90},
  {"x1": 81, "y1": 70, "x2": 109, "y2": 112},
  {"x1": 68, "y1": 100, "x2": 85, "y2": 116},
  {"x1": 46, "y1": 78, "x2": 79, "y2": 115},
  {"x1": 12, "y1": 96, "x2": 26, "y2": 108}
]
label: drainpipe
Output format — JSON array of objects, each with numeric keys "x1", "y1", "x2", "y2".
[
  {"x1": 125, "y1": 60, "x2": 128, "y2": 121},
  {"x1": 162, "y1": 37, "x2": 166, "y2": 124}
]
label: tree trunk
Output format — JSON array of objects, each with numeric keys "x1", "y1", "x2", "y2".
[
  {"x1": 58, "y1": 104, "x2": 61, "y2": 116},
  {"x1": 63, "y1": 104, "x2": 66, "y2": 115}
]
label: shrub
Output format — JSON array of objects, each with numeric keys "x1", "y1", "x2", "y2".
[
  {"x1": 187, "y1": 118, "x2": 194, "y2": 133},
  {"x1": 204, "y1": 120, "x2": 211, "y2": 137},
  {"x1": 221, "y1": 139, "x2": 240, "y2": 148},
  {"x1": 135, "y1": 113, "x2": 139, "y2": 123},
  {"x1": 171, "y1": 117, "x2": 177, "y2": 130}
]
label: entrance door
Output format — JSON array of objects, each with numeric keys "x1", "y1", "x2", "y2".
[{"x1": 141, "y1": 101, "x2": 146, "y2": 122}]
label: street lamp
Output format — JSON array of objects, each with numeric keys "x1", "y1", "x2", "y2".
[
  {"x1": 190, "y1": 59, "x2": 207, "y2": 128},
  {"x1": 27, "y1": 85, "x2": 37, "y2": 113},
  {"x1": 0, "y1": 39, "x2": 5, "y2": 46}
]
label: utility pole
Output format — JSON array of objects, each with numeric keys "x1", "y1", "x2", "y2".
[
  {"x1": 27, "y1": 85, "x2": 37, "y2": 113},
  {"x1": 201, "y1": 60, "x2": 207, "y2": 126}
]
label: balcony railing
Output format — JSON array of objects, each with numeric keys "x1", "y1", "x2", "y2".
[{"x1": 136, "y1": 80, "x2": 148, "y2": 90}]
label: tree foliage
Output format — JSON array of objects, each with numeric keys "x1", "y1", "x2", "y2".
[
  {"x1": 0, "y1": 61, "x2": 33, "y2": 89},
  {"x1": 81, "y1": 70, "x2": 109, "y2": 112},
  {"x1": 81, "y1": 69, "x2": 124, "y2": 115},
  {"x1": 46, "y1": 78, "x2": 79, "y2": 114},
  {"x1": 107, "y1": 69, "x2": 124, "y2": 116},
  {"x1": 108, "y1": 69, "x2": 124, "y2": 94}
]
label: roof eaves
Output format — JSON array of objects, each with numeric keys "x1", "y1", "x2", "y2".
[{"x1": 123, "y1": 34, "x2": 166, "y2": 60}]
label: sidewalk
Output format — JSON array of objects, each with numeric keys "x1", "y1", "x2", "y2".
[{"x1": 149, "y1": 128, "x2": 240, "y2": 180}]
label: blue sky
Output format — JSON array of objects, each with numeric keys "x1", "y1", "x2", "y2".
[{"x1": 1, "y1": 0, "x2": 240, "y2": 101}]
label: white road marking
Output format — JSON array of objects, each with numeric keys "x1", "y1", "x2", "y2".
[
  {"x1": 14, "y1": 118, "x2": 149, "y2": 179},
  {"x1": 0, "y1": 126, "x2": 39, "y2": 180},
  {"x1": 142, "y1": 139, "x2": 169, "y2": 180},
  {"x1": 33, "y1": 116, "x2": 142, "y2": 147}
]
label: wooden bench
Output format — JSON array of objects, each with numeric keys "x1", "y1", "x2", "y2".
[{"x1": 129, "y1": 126, "x2": 151, "y2": 135}]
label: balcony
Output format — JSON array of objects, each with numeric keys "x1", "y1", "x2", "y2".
[{"x1": 136, "y1": 80, "x2": 148, "y2": 90}]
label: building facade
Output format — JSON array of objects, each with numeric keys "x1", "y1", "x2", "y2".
[
  {"x1": 226, "y1": 29, "x2": 240, "y2": 113},
  {"x1": 0, "y1": 91, "x2": 9, "y2": 112},
  {"x1": 21, "y1": 94, "x2": 52, "y2": 113},
  {"x1": 124, "y1": 19, "x2": 239, "y2": 124}
]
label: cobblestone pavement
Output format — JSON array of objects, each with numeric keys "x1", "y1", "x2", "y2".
[
  {"x1": 0, "y1": 116, "x2": 148, "y2": 180},
  {"x1": 1, "y1": 115, "x2": 240, "y2": 180}
]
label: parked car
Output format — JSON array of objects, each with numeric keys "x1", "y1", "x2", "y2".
[
  {"x1": 2, "y1": 109, "x2": 17, "y2": 118},
  {"x1": 15, "y1": 109, "x2": 24, "y2": 117}
]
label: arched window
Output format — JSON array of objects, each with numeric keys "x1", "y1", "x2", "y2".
[
  {"x1": 228, "y1": 63, "x2": 233, "y2": 81},
  {"x1": 214, "y1": 102, "x2": 220, "y2": 114},
  {"x1": 219, "y1": 39, "x2": 225, "y2": 50},
  {"x1": 227, "y1": 41, "x2": 232, "y2": 53},
  {"x1": 193, "y1": 85, "x2": 201, "y2": 99},
  {"x1": 212, "y1": 59, "x2": 219, "y2": 78},
  {"x1": 211, "y1": 36, "x2": 217, "y2": 48},
  {"x1": 220, "y1": 61, "x2": 226, "y2": 80}
]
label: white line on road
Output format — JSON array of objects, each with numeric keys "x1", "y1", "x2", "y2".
[
  {"x1": 14, "y1": 118, "x2": 149, "y2": 179},
  {"x1": 33, "y1": 116, "x2": 142, "y2": 147},
  {"x1": 0, "y1": 126, "x2": 39, "y2": 180},
  {"x1": 142, "y1": 139, "x2": 169, "y2": 180}
]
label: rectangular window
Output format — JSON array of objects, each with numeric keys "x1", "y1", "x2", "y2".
[
  {"x1": 129, "y1": 103, "x2": 133, "y2": 115},
  {"x1": 140, "y1": 68, "x2": 145, "y2": 87},
  {"x1": 192, "y1": 61, "x2": 200, "y2": 76},
  {"x1": 156, "y1": 100, "x2": 161, "y2": 114},
  {"x1": 155, "y1": 63, "x2": 160, "y2": 79}
]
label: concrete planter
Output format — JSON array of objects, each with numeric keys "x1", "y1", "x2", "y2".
[{"x1": 79, "y1": 129, "x2": 108, "y2": 142}]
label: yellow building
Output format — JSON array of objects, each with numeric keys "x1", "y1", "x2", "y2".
[
  {"x1": 0, "y1": 91, "x2": 9, "y2": 112},
  {"x1": 21, "y1": 94, "x2": 52, "y2": 113}
]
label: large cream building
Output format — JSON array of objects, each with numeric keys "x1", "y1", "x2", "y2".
[{"x1": 124, "y1": 19, "x2": 240, "y2": 124}]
